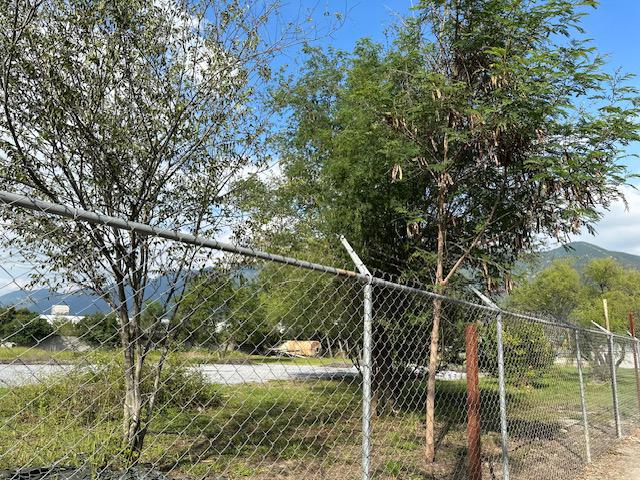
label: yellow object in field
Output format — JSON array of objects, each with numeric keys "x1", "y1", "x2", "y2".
[{"x1": 274, "y1": 340, "x2": 322, "y2": 357}]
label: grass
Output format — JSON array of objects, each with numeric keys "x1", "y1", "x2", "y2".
[
  {"x1": 1, "y1": 363, "x2": 638, "y2": 479},
  {"x1": 0, "y1": 346, "x2": 349, "y2": 366},
  {"x1": 0, "y1": 374, "x2": 362, "y2": 477},
  {"x1": 0, "y1": 346, "x2": 81, "y2": 364},
  {"x1": 168, "y1": 349, "x2": 350, "y2": 366}
]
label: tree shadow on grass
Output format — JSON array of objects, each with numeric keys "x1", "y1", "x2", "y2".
[
  {"x1": 386, "y1": 377, "x2": 585, "y2": 458},
  {"x1": 150, "y1": 376, "x2": 584, "y2": 476}
]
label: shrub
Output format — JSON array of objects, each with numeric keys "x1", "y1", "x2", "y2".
[
  {"x1": 20, "y1": 356, "x2": 221, "y2": 426},
  {"x1": 52, "y1": 320, "x2": 79, "y2": 336},
  {"x1": 480, "y1": 320, "x2": 555, "y2": 385},
  {"x1": 1, "y1": 356, "x2": 220, "y2": 467}
]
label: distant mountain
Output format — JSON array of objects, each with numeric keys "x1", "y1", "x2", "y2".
[
  {"x1": 532, "y1": 241, "x2": 640, "y2": 273},
  {"x1": 0, "y1": 266, "x2": 258, "y2": 315},
  {"x1": 0, "y1": 274, "x2": 179, "y2": 315},
  {"x1": 0, "y1": 288, "x2": 110, "y2": 315}
]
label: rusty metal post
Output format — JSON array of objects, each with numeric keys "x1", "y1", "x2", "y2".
[
  {"x1": 469, "y1": 288, "x2": 509, "y2": 480},
  {"x1": 629, "y1": 312, "x2": 640, "y2": 413},
  {"x1": 465, "y1": 324, "x2": 482, "y2": 480}
]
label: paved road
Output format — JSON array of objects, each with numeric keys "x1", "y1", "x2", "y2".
[
  {"x1": 0, "y1": 363, "x2": 358, "y2": 387},
  {"x1": 0, "y1": 363, "x2": 465, "y2": 388},
  {"x1": 197, "y1": 363, "x2": 357, "y2": 384},
  {"x1": 0, "y1": 364, "x2": 74, "y2": 387}
]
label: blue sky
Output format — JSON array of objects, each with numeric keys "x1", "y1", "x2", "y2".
[{"x1": 289, "y1": 0, "x2": 640, "y2": 254}]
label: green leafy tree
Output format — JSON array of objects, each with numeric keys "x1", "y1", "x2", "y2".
[
  {"x1": 509, "y1": 256, "x2": 640, "y2": 333},
  {"x1": 508, "y1": 259, "x2": 584, "y2": 322},
  {"x1": 262, "y1": 0, "x2": 640, "y2": 461},
  {"x1": 576, "y1": 259, "x2": 639, "y2": 372},
  {"x1": 0, "y1": 0, "x2": 315, "y2": 459},
  {"x1": 0, "y1": 307, "x2": 53, "y2": 346},
  {"x1": 178, "y1": 246, "x2": 358, "y2": 356},
  {"x1": 256, "y1": 261, "x2": 355, "y2": 350},
  {"x1": 509, "y1": 256, "x2": 640, "y2": 378},
  {"x1": 227, "y1": 282, "x2": 276, "y2": 353},
  {"x1": 583, "y1": 258, "x2": 625, "y2": 294},
  {"x1": 245, "y1": 239, "x2": 362, "y2": 356},
  {"x1": 573, "y1": 289, "x2": 633, "y2": 370},
  {"x1": 177, "y1": 270, "x2": 276, "y2": 352},
  {"x1": 574, "y1": 288, "x2": 636, "y2": 333},
  {"x1": 177, "y1": 272, "x2": 236, "y2": 349},
  {"x1": 480, "y1": 321, "x2": 555, "y2": 386}
]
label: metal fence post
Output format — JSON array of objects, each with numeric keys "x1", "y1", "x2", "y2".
[
  {"x1": 465, "y1": 324, "x2": 482, "y2": 480},
  {"x1": 574, "y1": 330, "x2": 591, "y2": 463},
  {"x1": 628, "y1": 312, "x2": 640, "y2": 413},
  {"x1": 362, "y1": 279, "x2": 373, "y2": 480},
  {"x1": 496, "y1": 312, "x2": 510, "y2": 480},
  {"x1": 636, "y1": 338, "x2": 640, "y2": 411},
  {"x1": 608, "y1": 333, "x2": 622, "y2": 438},
  {"x1": 340, "y1": 236, "x2": 373, "y2": 480}
]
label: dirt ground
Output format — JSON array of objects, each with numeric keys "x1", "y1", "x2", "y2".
[{"x1": 578, "y1": 431, "x2": 640, "y2": 480}]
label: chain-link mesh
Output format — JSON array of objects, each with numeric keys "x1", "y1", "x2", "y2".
[
  {"x1": 498, "y1": 315, "x2": 591, "y2": 479},
  {"x1": 366, "y1": 284, "x2": 499, "y2": 479},
  {"x1": 0, "y1": 195, "x2": 367, "y2": 479},
  {"x1": 1, "y1": 262, "x2": 366, "y2": 478},
  {"x1": 1, "y1": 193, "x2": 640, "y2": 479}
]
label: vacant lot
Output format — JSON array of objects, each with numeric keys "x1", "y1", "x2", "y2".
[{"x1": 1, "y1": 356, "x2": 639, "y2": 480}]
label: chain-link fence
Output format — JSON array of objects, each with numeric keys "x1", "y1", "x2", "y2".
[{"x1": 1, "y1": 191, "x2": 639, "y2": 480}]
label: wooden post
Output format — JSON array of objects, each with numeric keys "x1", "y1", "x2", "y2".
[
  {"x1": 465, "y1": 324, "x2": 482, "y2": 480},
  {"x1": 629, "y1": 312, "x2": 640, "y2": 413}
]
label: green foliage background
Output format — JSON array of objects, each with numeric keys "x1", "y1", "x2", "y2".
[
  {"x1": 0, "y1": 308, "x2": 53, "y2": 346},
  {"x1": 509, "y1": 257, "x2": 640, "y2": 333}
]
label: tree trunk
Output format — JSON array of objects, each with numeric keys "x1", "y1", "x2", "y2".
[
  {"x1": 118, "y1": 295, "x2": 146, "y2": 461},
  {"x1": 425, "y1": 186, "x2": 446, "y2": 462},
  {"x1": 122, "y1": 341, "x2": 146, "y2": 460},
  {"x1": 123, "y1": 377, "x2": 144, "y2": 458},
  {"x1": 616, "y1": 343, "x2": 626, "y2": 368},
  {"x1": 425, "y1": 297, "x2": 442, "y2": 462}
]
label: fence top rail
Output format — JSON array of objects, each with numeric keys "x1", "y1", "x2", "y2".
[
  {"x1": 0, "y1": 190, "x2": 362, "y2": 279},
  {"x1": 0, "y1": 189, "x2": 633, "y2": 342}
]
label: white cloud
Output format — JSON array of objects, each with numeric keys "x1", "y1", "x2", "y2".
[{"x1": 567, "y1": 184, "x2": 640, "y2": 255}]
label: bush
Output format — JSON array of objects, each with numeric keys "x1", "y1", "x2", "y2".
[
  {"x1": 53, "y1": 320, "x2": 79, "y2": 336},
  {"x1": 0, "y1": 307, "x2": 53, "y2": 346},
  {"x1": 20, "y1": 356, "x2": 221, "y2": 425},
  {"x1": 76, "y1": 313, "x2": 120, "y2": 347},
  {"x1": 480, "y1": 320, "x2": 555, "y2": 385},
  {"x1": 2, "y1": 356, "x2": 220, "y2": 467}
]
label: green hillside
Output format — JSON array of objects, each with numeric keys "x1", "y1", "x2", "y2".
[{"x1": 532, "y1": 241, "x2": 640, "y2": 272}]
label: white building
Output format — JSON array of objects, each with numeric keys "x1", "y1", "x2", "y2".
[
  {"x1": 51, "y1": 304, "x2": 70, "y2": 316},
  {"x1": 40, "y1": 304, "x2": 85, "y2": 325}
]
